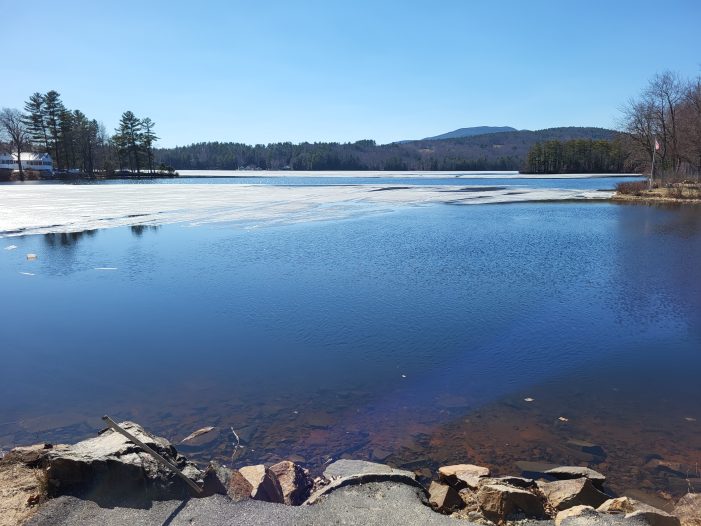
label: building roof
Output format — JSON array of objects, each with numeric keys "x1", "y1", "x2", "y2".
[{"x1": 0, "y1": 152, "x2": 52, "y2": 161}]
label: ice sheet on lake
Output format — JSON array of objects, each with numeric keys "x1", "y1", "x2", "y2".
[{"x1": 0, "y1": 183, "x2": 613, "y2": 237}]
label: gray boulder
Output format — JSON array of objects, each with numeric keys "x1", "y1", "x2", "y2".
[{"x1": 44, "y1": 421, "x2": 202, "y2": 502}]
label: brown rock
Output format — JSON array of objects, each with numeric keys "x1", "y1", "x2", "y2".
[
  {"x1": 227, "y1": 470, "x2": 253, "y2": 502},
  {"x1": 539, "y1": 478, "x2": 609, "y2": 510},
  {"x1": 239, "y1": 464, "x2": 284, "y2": 503},
  {"x1": 555, "y1": 505, "x2": 598, "y2": 526},
  {"x1": 438, "y1": 464, "x2": 490, "y2": 489},
  {"x1": 674, "y1": 493, "x2": 701, "y2": 526},
  {"x1": 269, "y1": 460, "x2": 313, "y2": 505},
  {"x1": 476, "y1": 483, "x2": 545, "y2": 521},
  {"x1": 428, "y1": 481, "x2": 464, "y2": 514}
]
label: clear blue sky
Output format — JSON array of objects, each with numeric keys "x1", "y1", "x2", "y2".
[{"x1": 3, "y1": 0, "x2": 700, "y2": 147}]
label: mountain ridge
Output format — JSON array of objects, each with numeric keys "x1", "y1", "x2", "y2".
[{"x1": 421, "y1": 126, "x2": 518, "y2": 141}]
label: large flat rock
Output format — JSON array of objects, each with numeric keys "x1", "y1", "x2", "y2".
[{"x1": 323, "y1": 459, "x2": 415, "y2": 480}]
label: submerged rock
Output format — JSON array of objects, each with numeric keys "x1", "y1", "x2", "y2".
[
  {"x1": 545, "y1": 466, "x2": 606, "y2": 488},
  {"x1": 428, "y1": 481, "x2": 464, "y2": 514},
  {"x1": 44, "y1": 421, "x2": 202, "y2": 501},
  {"x1": 270, "y1": 460, "x2": 313, "y2": 505},
  {"x1": 539, "y1": 478, "x2": 609, "y2": 510},
  {"x1": 476, "y1": 483, "x2": 545, "y2": 521}
]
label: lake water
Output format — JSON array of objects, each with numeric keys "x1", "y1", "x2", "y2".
[{"x1": 1, "y1": 174, "x2": 700, "y2": 507}]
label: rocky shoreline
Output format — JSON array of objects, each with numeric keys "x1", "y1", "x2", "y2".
[{"x1": 1, "y1": 421, "x2": 698, "y2": 526}]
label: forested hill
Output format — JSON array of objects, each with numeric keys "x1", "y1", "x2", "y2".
[
  {"x1": 154, "y1": 127, "x2": 619, "y2": 172},
  {"x1": 421, "y1": 125, "x2": 517, "y2": 141}
]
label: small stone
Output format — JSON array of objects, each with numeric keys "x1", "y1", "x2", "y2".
[
  {"x1": 428, "y1": 481, "x2": 464, "y2": 514},
  {"x1": 524, "y1": 398, "x2": 535, "y2": 402},
  {"x1": 238, "y1": 464, "x2": 284, "y2": 503},
  {"x1": 539, "y1": 478, "x2": 609, "y2": 510},
  {"x1": 26, "y1": 253, "x2": 37, "y2": 260},
  {"x1": 269, "y1": 460, "x2": 313, "y2": 505},
  {"x1": 555, "y1": 505, "x2": 598, "y2": 526},
  {"x1": 477, "y1": 483, "x2": 545, "y2": 521}
]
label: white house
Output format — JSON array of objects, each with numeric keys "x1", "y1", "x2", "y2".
[{"x1": 0, "y1": 153, "x2": 53, "y2": 174}]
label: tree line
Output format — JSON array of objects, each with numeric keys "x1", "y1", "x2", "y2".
[
  {"x1": 0, "y1": 90, "x2": 164, "y2": 178},
  {"x1": 524, "y1": 139, "x2": 626, "y2": 174},
  {"x1": 156, "y1": 139, "x2": 528, "y2": 172},
  {"x1": 619, "y1": 71, "x2": 701, "y2": 178}
]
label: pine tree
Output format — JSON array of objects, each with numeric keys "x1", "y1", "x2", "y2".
[
  {"x1": 23, "y1": 92, "x2": 50, "y2": 153},
  {"x1": 115, "y1": 111, "x2": 143, "y2": 172},
  {"x1": 141, "y1": 117, "x2": 158, "y2": 173}
]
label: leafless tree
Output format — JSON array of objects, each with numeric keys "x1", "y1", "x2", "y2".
[
  {"x1": 0, "y1": 108, "x2": 30, "y2": 179},
  {"x1": 620, "y1": 71, "x2": 700, "y2": 178}
]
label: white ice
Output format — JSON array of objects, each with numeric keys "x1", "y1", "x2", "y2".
[{"x1": 0, "y1": 183, "x2": 612, "y2": 237}]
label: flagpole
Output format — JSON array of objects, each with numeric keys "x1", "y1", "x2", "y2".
[{"x1": 650, "y1": 136, "x2": 657, "y2": 190}]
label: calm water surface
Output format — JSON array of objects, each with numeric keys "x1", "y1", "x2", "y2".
[{"x1": 1, "y1": 201, "x2": 700, "y2": 504}]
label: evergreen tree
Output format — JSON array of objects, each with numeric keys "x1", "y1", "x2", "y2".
[
  {"x1": 115, "y1": 111, "x2": 143, "y2": 172},
  {"x1": 141, "y1": 117, "x2": 159, "y2": 173},
  {"x1": 23, "y1": 92, "x2": 50, "y2": 153}
]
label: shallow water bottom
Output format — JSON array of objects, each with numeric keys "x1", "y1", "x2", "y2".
[{"x1": 1, "y1": 202, "x2": 700, "y2": 509}]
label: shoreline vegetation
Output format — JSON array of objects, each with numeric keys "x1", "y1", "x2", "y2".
[
  {"x1": 614, "y1": 179, "x2": 701, "y2": 204},
  {"x1": 1, "y1": 420, "x2": 698, "y2": 526}
]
